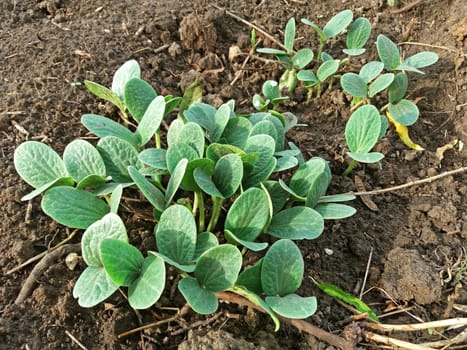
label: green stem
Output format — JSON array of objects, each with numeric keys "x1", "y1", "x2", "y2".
[
  {"x1": 195, "y1": 191, "x2": 205, "y2": 232},
  {"x1": 343, "y1": 159, "x2": 358, "y2": 176},
  {"x1": 317, "y1": 40, "x2": 325, "y2": 61},
  {"x1": 207, "y1": 197, "x2": 224, "y2": 233},
  {"x1": 155, "y1": 130, "x2": 161, "y2": 148}
]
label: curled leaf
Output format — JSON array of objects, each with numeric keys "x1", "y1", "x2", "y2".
[{"x1": 386, "y1": 111, "x2": 424, "y2": 151}]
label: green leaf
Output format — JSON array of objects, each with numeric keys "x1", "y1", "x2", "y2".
[
  {"x1": 236, "y1": 259, "x2": 264, "y2": 295},
  {"x1": 291, "y1": 48, "x2": 313, "y2": 69},
  {"x1": 323, "y1": 10, "x2": 353, "y2": 39},
  {"x1": 101, "y1": 239, "x2": 143, "y2": 286},
  {"x1": 388, "y1": 72, "x2": 408, "y2": 104},
  {"x1": 213, "y1": 153, "x2": 243, "y2": 198},
  {"x1": 139, "y1": 148, "x2": 167, "y2": 170},
  {"x1": 14, "y1": 141, "x2": 69, "y2": 189},
  {"x1": 368, "y1": 73, "x2": 394, "y2": 98},
  {"x1": 76, "y1": 175, "x2": 108, "y2": 190},
  {"x1": 345, "y1": 105, "x2": 381, "y2": 153},
  {"x1": 21, "y1": 177, "x2": 74, "y2": 201},
  {"x1": 224, "y1": 229, "x2": 269, "y2": 252},
  {"x1": 342, "y1": 48, "x2": 366, "y2": 56},
  {"x1": 97, "y1": 136, "x2": 141, "y2": 183},
  {"x1": 109, "y1": 184, "x2": 123, "y2": 214},
  {"x1": 256, "y1": 47, "x2": 288, "y2": 55},
  {"x1": 81, "y1": 212, "x2": 128, "y2": 266},
  {"x1": 317, "y1": 60, "x2": 339, "y2": 82},
  {"x1": 73, "y1": 266, "x2": 119, "y2": 307},
  {"x1": 261, "y1": 239, "x2": 304, "y2": 296},
  {"x1": 284, "y1": 17, "x2": 296, "y2": 53},
  {"x1": 195, "y1": 244, "x2": 242, "y2": 292},
  {"x1": 128, "y1": 166, "x2": 165, "y2": 212},
  {"x1": 243, "y1": 134, "x2": 276, "y2": 188},
  {"x1": 128, "y1": 255, "x2": 166, "y2": 309},
  {"x1": 267, "y1": 207, "x2": 324, "y2": 240},
  {"x1": 179, "y1": 122, "x2": 206, "y2": 157},
  {"x1": 81, "y1": 114, "x2": 139, "y2": 147},
  {"x1": 42, "y1": 186, "x2": 109, "y2": 229},
  {"x1": 166, "y1": 143, "x2": 200, "y2": 174},
  {"x1": 400, "y1": 52, "x2": 438, "y2": 72},
  {"x1": 156, "y1": 204, "x2": 197, "y2": 265},
  {"x1": 63, "y1": 140, "x2": 106, "y2": 182},
  {"x1": 184, "y1": 103, "x2": 217, "y2": 139},
  {"x1": 376, "y1": 34, "x2": 401, "y2": 71},
  {"x1": 111, "y1": 59, "x2": 141, "y2": 99},
  {"x1": 135, "y1": 96, "x2": 165, "y2": 146},
  {"x1": 289, "y1": 157, "x2": 328, "y2": 198},
  {"x1": 165, "y1": 96, "x2": 182, "y2": 116},
  {"x1": 266, "y1": 294, "x2": 317, "y2": 319},
  {"x1": 388, "y1": 99, "x2": 419, "y2": 126},
  {"x1": 347, "y1": 152, "x2": 384, "y2": 163},
  {"x1": 124, "y1": 78, "x2": 157, "y2": 123},
  {"x1": 359, "y1": 61, "x2": 384, "y2": 84},
  {"x1": 178, "y1": 277, "x2": 218, "y2": 314},
  {"x1": 221, "y1": 117, "x2": 252, "y2": 149},
  {"x1": 225, "y1": 188, "x2": 270, "y2": 242},
  {"x1": 178, "y1": 79, "x2": 202, "y2": 118},
  {"x1": 274, "y1": 156, "x2": 298, "y2": 172},
  {"x1": 194, "y1": 232, "x2": 219, "y2": 259},
  {"x1": 262, "y1": 180, "x2": 289, "y2": 214},
  {"x1": 346, "y1": 17, "x2": 371, "y2": 50},
  {"x1": 210, "y1": 103, "x2": 231, "y2": 143},
  {"x1": 250, "y1": 120, "x2": 278, "y2": 148},
  {"x1": 206, "y1": 143, "x2": 245, "y2": 163},
  {"x1": 262, "y1": 80, "x2": 280, "y2": 100},
  {"x1": 317, "y1": 194, "x2": 356, "y2": 203},
  {"x1": 340, "y1": 73, "x2": 367, "y2": 98},
  {"x1": 297, "y1": 70, "x2": 318, "y2": 86},
  {"x1": 181, "y1": 158, "x2": 215, "y2": 191},
  {"x1": 165, "y1": 158, "x2": 188, "y2": 205},
  {"x1": 314, "y1": 203, "x2": 357, "y2": 219},
  {"x1": 84, "y1": 81, "x2": 125, "y2": 112}
]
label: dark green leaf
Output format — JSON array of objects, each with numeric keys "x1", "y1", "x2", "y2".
[
  {"x1": 128, "y1": 255, "x2": 165, "y2": 309},
  {"x1": 266, "y1": 294, "x2": 317, "y2": 319},
  {"x1": 262, "y1": 180, "x2": 289, "y2": 214},
  {"x1": 124, "y1": 78, "x2": 157, "y2": 123},
  {"x1": 166, "y1": 143, "x2": 200, "y2": 174},
  {"x1": 139, "y1": 148, "x2": 168, "y2": 170},
  {"x1": 224, "y1": 229, "x2": 269, "y2": 252},
  {"x1": 314, "y1": 203, "x2": 357, "y2": 219},
  {"x1": 178, "y1": 277, "x2": 218, "y2": 314},
  {"x1": 81, "y1": 114, "x2": 139, "y2": 147},
  {"x1": 388, "y1": 99, "x2": 419, "y2": 126},
  {"x1": 221, "y1": 117, "x2": 252, "y2": 149},
  {"x1": 236, "y1": 259, "x2": 263, "y2": 295},
  {"x1": 165, "y1": 158, "x2": 188, "y2": 205},
  {"x1": 346, "y1": 17, "x2": 371, "y2": 50},
  {"x1": 194, "y1": 232, "x2": 219, "y2": 259},
  {"x1": 101, "y1": 239, "x2": 143, "y2": 286},
  {"x1": 128, "y1": 166, "x2": 165, "y2": 212},
  {"x1": 388, "y1": 72, "x2": 408, "y2": 104},
  {"x1": 376, "y1": 34, "x2": 400, "y2": 70}
]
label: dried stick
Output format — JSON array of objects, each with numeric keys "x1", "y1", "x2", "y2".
[
  {"x1": 15, "y1": 243, "x2": 81, "y2": 304},
  {"x1": 65, "y1": 330, "x2": 88, "y2": 350},
  {"x1": 216, "y1": 291, "x2": 356, "y2": 350},
  {"x1": 389, "y1": 0, "x2": 424, "y2": 14},
  {"x1": 365, "y1": 331, "x2": 435, "y2": 350},
  {"x1": 7, "y1": 229, "x2": 79, "y2": 275},
  {"x1": 421, "y1": 329, "x2": 467, "y2": 348},
  {"x1": 347, "y1": 167, "x2": 467, "y2": 197},
  {"x1": 363, "y1": 318, "x2": 467, "y2": 332}
]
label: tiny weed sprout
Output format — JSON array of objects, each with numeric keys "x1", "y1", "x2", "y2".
[
  {"x1": 257, "y1": 18, "x2": 314, "y2": 92},
  {"x1": 14, "y1": 59, "x2": 358, "y2": 330}
]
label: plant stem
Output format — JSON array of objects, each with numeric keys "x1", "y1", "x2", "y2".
[
  {"x1": 317, "y1": 40, "x2": 324, "y2": 61},
  {"x1": 343, "y1": 159, "x2": 358, "y2": 176},
  {"x1": 155, "y1": 130, "x2": 161, "y2": 148},
  {"x1": 195, "y1": 191, "x2": 205, "y2": 232},
  {"x1": 207, "y1": 197, "x2": 224, "y2": 232}
]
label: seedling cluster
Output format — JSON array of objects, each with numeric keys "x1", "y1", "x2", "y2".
[{"x1": 257, "y1": 10, "x2": 438, "y2": 174}]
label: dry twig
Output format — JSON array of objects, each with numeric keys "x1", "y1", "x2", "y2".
[
  {"x1": 364, "y1": 318, "x2": 467, "y2": 332},
  {"x1": 389, "y1": 0, "x2": 424, "y2": 14}
]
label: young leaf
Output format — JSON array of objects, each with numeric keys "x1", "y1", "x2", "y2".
[
  {"x1": 21, "y1": 177, "x2": 74, "y2": 201},
  {"x1": 73, "y1": 266, "x2": 119, "y2": 307},
  {"x1": 317, "y1": 194, "x2": 356, "y2": 203},
  {"x1": 178, "y1": 277, "x2": 218, "y2": 314},
  {"x1": 194, "y1": 232, "x2": 219, "y2": 259},
  {"x1": 274, "y1": 156, "x2": 298, "y2": 172},
  {"x1": 81, "y1": 114, "x2": 139, "y2": 147},
  {"x1": 210, "y1": 103, "x2": 231, "y2": 143},
  {"x1": 165, "y1": 158, "x2": 188, "y2": 205},
  {"x1": 376, "y1": 34, "x2": 401, "y2": 71},
  {"x1": 176, "y1": 122, "x2": 206, "y2": 158},
  {"x1": 221, "y1": 117, "x2": 252, "y2": 149},
  {"x1": 301, "y1": 18, "x2": 327, "y2": 42},
  {"x1": 249, "y1": 120, "x2": 278, "y2": 149},
  {"x1": 182, "y1": 158, "x2": 215, "y2": 191},
  {"x1": 359, "y1": 61, "x2": 384, "y2": 84},
  {"x1": 340, "y1": 73, "x2": 367, "y2": 98},
  {"x1": 97, "y1": 136, "x2": 141, "y2": 183},
  {"x1": 109, "y1": 184, "x2": 123, "y2": 214},
  {"x1": 289, "y1": 157, "x2": 328, "y2": 198},
  {"x1": 184, "y1": 103, "x2": 217, "y2": 139},
  {"x1": 63, "y1": 139, "x2": 106, "y2": 182},
  {"x1": 101, "y1": 239, "x2": 143, "y2": 286},
  {"x1": 388, "y1": 72, "x2": 408, "y2": 104},
  {"x1": 345, "y1": 105, "x2": 381, "y2": 153},
  {"x1": 317, "y1": 60, "x2": 339, "y2": 82},
  {"x1": 111, "y1": 59, "x2": 141, "y2": 99},
  {"x1": 322, "y1": 10, "x2": 353, "y2": 39},
  {"x1": 84, "y1": 81, "x2": 125, "y2": 112},
  {"x1": 124, "y1": 77, "x2": 157, "y2": 123},
  {"x1": 156, "y1": 204, "x2": 197, "y2": 265},
  {"x1": 76, "y1": 175, "x2": 107, "y2": 191},
  {"x1": 81, "y1": 213, "x2": 128, "y2": 267},
  {"x1": 368, "y1": 73, "x2": 394, "y2": 98},
  {"x1": 178, "y1": 79, "x2": 202, "y2": 118},
  {"x1": 243, "y1": 134, "x2": 276, "y2": 188},
  {"x1": 262, "y1": 80, "x2": 280, "y2": 101},
  {"x1": 42, "y1": 186, "x2": 110, "y2": 229},
  {"x1": 166, "y1": 143, "x2": 200, "y2": 174},
  {"x1": 236, "y1": 259, "x2": 264, "y2": 295},
  {"x1": 284, "y1": 17, "x2": 296, "y2": 53},
  {"x1": 261, "y1": 239, "x2": 304, "y2": 296},
  {"x1": 224, "y1": 229, "x2": 269, "y2": 252},
  {"x1": 314, "y1": 203, "x2": 357, "y2": 219},
  {"x1": 14, "y1": 141, "x2": 69, "y2": 189},
  {"x1": 225, "y1": 188, "x2": 270, "y2": 242},
  {"x1": 266, "y1": 294, "x2": 317, "y2": 319},
  {"x1": 291, "y1": 48, "x2": 314, "y2": 69},
  {"x1": 388, "y1": 99, "x2": 419, "y2": 126},
  {"x1": 262, "y1": 180, "x2": 289, "y2": 214},
  {"x1": 297, "y1": 70, "x2": 318, "y2": 86},
  {"x1": 399, "y1": 52, "x2": 438, "y2": 73},
  {"x1": 128, "y1": 166, "x2": 165, "y2": 212},
  {"x1": 135, "y1": 95, "x2": 165, "y2": 146},
  {"x1": 347, "y1": 152, "x2": 384, "y2": 163},
  {"x1": 212, "y1": 153, "x2": 243, "y2": 198},
  {"x1": 345, "y1": 17, "x2": 371, "y2": 53},
  {"x1": 195, "y1": 244, "x2": 242, "y2": 292},
  {"x1": 267, "y1": 207, "x2": 324, "y2": 240},
  {"x1": 128, "y1": 255, "x2": 166, "y2": 309},
  {"x1": 139, "y1": 148, "x2": 168, "y2": 170}
]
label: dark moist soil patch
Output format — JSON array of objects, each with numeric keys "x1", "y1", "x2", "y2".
[{"x1": 1, "y1": 0, "x2": 466, "y2": 349}]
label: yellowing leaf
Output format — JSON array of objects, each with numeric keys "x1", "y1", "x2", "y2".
[{"x1": 386, "y1": 111, "x2": 424, "y2": 151}]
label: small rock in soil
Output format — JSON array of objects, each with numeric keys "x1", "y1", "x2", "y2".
[{"x1": 380, "y1": 247, "x2": 442, "y2": 304}]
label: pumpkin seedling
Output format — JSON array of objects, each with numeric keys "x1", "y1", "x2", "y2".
[
  {"x1": 297, "y1": 59, "x2": 340, "y2": 99},
  {"x1": 253, "y1": 80, "x2": 289, "y2": 112},
  {"x1": 257, "y1": 18, "x2": 314, "y2": 92},
  {"x1": 343, "y1": 17, "x2": 372, "y2": 56}
]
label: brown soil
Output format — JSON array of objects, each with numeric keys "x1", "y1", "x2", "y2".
[{"x1": 1, "y1": 0, "x2": 466, "y2": 349}]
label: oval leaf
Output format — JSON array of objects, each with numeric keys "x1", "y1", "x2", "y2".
[
  {"x1": 111, "y1": 59, "x2": 141, "y2": 99},
  {"x1": 266, "y1": 294, "x2": 317, "y2": 319},
  {"x1": 388, "y1": 99, "x2": 419, "y2": 126},
  {"x1": 81, "y1": 114, "x2": 139, "y2": 147},
  {"x1": 368, "y1": 73, "x2": 394, "y2": 98},
  {"x1": 178, "y1": 277, "x2": 218, "y2": 314},
  {"x1": 317, "y1": 60, "x2": 339, "y2": 82},
  {"x1": 101, "y1": 239, "x2": 143, "y2": 286},
  {"x1": 314, "y1": 203, "x2": 357, "y2": 219},
  {"x1": 135, "y1": 95, "x2": 165, "y2": 146},
  {"x1": 124, "y1": 77, "x2": 157, "y2": 123},
  {"x1": 347, "y1": 151, "x2": 384, "y2": 163},
  {"x1": 345, "y1": 105, "x2": 381, "y2": 153},
  {"x1": 388, "y1": 72, "x2": 408, "y2": 104},
  {"x1": 359, "y1": 61, "x2": 384, "y2": 84},
  {"x1": 376, "y1": 34, "x2": 400, "y2": 71},
  {"x1": 346, "y1": 17, "x2": 371, "y2": 50},
  {"x1": 73, "y1": 266, "x2": 118, "y2": 308},
  {"x1": 267, "y1": 207, "x2": 324, "y2": 240},
  {"x1": 323, "y1": 9, "x2": 353, "y2": 39},
  {"x1": 63, "y1": 140, "x2": 106, "y2": 182},
  {"x1": 292, "y1": 48, "x2": 314, "y2": 69},
  {"x1": 340, "y1": 73, "x2": 367, "y2": 98}
]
